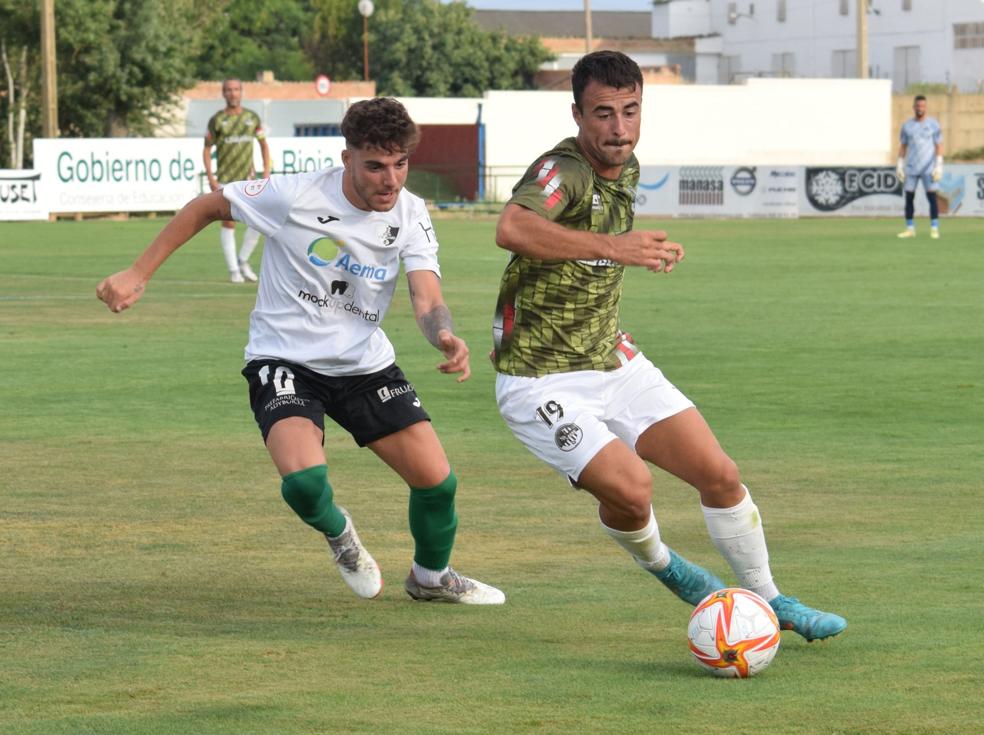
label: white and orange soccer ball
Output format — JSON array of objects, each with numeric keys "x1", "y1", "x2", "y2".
[{"x1": 687, "y1": 588, "x2": 781, "y2": 678}]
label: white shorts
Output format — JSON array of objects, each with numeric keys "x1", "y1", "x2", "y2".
[{"x1": 495, "y1": 354, "x2": 695, "y2": 483}]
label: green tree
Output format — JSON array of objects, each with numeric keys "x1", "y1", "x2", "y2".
[
  {"x1": 0, "y1": 0, "x2": 39, "y2": 166},
  {"x1": 305, "y1": 0, "x2": 552, "y2": 96},
  {"x1": 193, "y1": 0, "x2": 314, "y2": 82}
]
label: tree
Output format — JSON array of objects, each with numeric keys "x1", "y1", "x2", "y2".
[
  {"x1": 305, "y1": 0, "x2": 552, "y2": 96},
  {"x1": 0, "y1": 0, "x2": 38, "y2": 167},
  {"x1": 55, "y1": 0, "x2": 208, "y2": 137},
  {"x1": 192, "y1": 0, "x2": 314, "y2": 82}
]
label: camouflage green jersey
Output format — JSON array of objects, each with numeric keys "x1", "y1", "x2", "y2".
[
  {"x1": 205, "y1": 108, "x2": 266, "y2": 183},
  {"x1": 492, "y1": 138, "x2": 639, "y2": 377}
]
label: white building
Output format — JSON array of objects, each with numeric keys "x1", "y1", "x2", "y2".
[{"x1": 653, "y1": 0, "x2": 984, "y2": 91}]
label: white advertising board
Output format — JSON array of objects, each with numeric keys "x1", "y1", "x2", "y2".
[
  {"x1": 635, "y1": 166, "x2": 799, "y2": 218},
  {"x1": 799, "y1": 164, "x2": 984, "y2": 217},
  {"x1": 0, "y1": 170, "x2": 48, "y2": 220},
  {"x1": 31, "y1": 137, "x2": 345, "y2": 213}
]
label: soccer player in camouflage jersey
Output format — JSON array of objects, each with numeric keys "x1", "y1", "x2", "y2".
[
  {"x1": 493, "y1": 50, "x2": 846, "y2": 641},
  {"x1": 203, "y1": 78, "x2": 272, "y2": 282}
]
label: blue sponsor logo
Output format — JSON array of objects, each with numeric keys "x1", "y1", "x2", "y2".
[
  {"x1": 638, "y1": 172, "x2": 670, "y2": 191},
  {"x1": 306, "y1": 237, "x2": 388, "y2": 281}
]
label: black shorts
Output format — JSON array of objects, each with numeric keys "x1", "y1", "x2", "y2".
[{"x1": 242, "y1": 360, "x2": 430, "y2": 446}]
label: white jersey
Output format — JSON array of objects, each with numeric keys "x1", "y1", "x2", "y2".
[
  {"x1": 900, "y1": 117, "x2": 942, "y2": 176},
  {"x1": 223, "y1": 167, "x2": 441, "y2": 376}
]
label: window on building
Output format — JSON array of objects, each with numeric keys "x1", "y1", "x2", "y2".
[
  {"x1": 892, "y1": 46, "x2": 921, "y2": 92},
  {"x1": 771, "y1": 52, "x2": 795, "y2": 77},
  {"x1": 839, "y1": 0, "x2": 849, "y2": 15},
  {"x1": 832, "y1": 49, "x2": 858, "y2": 78},
  {"x1": 294, "y1": 124, "x2": 341, "y2": 137},
  {"x1": 954, "y1": 22, "x2": 984, "y2": 50},
  {"x1": 778, "y1": 0, "x2": 787, "y2": 23}
]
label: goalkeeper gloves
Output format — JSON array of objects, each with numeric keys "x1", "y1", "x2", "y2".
[
  {"x1": 932, "y1": 155, "x2": 943, "y2": 182},
  {"x1": 896, "y1": 158, "x2": 905, "y2": 183}
]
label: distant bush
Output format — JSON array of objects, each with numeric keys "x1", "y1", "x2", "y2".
[{"x1": 951, "y1": 146, "x2": 984, "y2": 162}]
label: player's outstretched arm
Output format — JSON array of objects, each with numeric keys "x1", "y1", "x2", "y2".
[
  {"x1": 496, "y1": 203, "x2": 684, "y2": 272},
  {"x1": 406, "y1": 269, "x2": 470, "y2": 383},
  {"x1": 96, "y1": 190, "x2": 233, "y2": 313}
]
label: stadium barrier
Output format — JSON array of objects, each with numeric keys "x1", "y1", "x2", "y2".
[{"x1": 5, "y1": 143, "x2": 983, "y2": 221}]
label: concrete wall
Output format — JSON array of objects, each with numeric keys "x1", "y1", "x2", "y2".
[
  {"x1": 892, "y1": 92, "x2": 984, "y2": 158},
  {"x1": 482, "y1": 78, "x2": 892, "y2": 201}
]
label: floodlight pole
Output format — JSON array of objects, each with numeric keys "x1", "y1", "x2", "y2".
[
  {"x1": 358, "y1": 0, "x2": 374, "y2": 83},
  {"x1": 856, "y1": 0, "x2": 869, "y2": 79},
  {"x1": 584, "y1": 0, "x2": 593, "y2": 55},
  {"x1": 40, "y1": 0, "x2": 58, "y2": 137}
]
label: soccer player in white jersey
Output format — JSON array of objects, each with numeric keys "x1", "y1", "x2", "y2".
[
  {"x1": 97, "y1": 98, "x2": 504, "y2": 605},
  {"x1": 896, "y1": 95, "x2": 944, "y2": 240}
]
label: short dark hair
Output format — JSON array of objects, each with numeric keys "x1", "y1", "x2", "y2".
[
  {"x1": 914, "y1": 94, "x2": 927, "y2": 103},
  {"x1": 571, "y1": 50, "x2": 643, "y2": 110},
  {"x1": 341, "y1": 98, "x2": 420, "y2": 154}
]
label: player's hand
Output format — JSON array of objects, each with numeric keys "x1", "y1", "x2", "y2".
[
  {"x1": 896, "y1": 161, "x2": 905, "y2": 183},
  {"x1": 931, "y1": 166, "x2": 942, "y2": 182},
  {"x1": 96, "y1": 267, "x2": 147, "y2": 313},
  {"x1": 436, "y1": 330, "x2": 471, "y2": 383},
  {"x1": 614, "y1": 230, "x2": 685, "y2": 273}
]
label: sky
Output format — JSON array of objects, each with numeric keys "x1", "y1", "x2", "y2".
[{"x1": 453, "y1": 0, "x2": 655, "y2": 9}]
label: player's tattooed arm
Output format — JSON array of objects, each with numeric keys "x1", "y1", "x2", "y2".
[{"x1": 407, "y1": 270, "x2": 470, "y2": 382}]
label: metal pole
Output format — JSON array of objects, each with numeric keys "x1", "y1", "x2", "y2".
[
  {"x1": 584, "y1": 0, "x2": 593, "y2": 55},
  {"x1": 857, "y1": 0, "x2": 869, "y2": 79},
  {"x1": 40, "y1": 0, "x2": 58, "y2": 137},
  {"x1": 363, "y1": 15, "x2": 369, "y2": 82}
]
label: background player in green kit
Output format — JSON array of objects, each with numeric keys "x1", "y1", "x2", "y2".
[
  {"x1": 493, "y1": 50, "x2": 846, "y2": 641},
  {"x1": 203, "y1": 78, "x2": 272, "y2": 283}
]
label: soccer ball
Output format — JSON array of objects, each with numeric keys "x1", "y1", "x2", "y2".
[{"x1": 687, "y1": 588, "x2": 781, "y2": 678}]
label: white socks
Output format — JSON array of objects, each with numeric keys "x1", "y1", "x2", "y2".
[
  {"x1": 220, "y1": 227, "x2": 238, "y2": 273},
  {"x1": 412, "y1": 561, "x2": 447, "y2": 587},
  {"x1": 701, "y1": 487, "x2": 779, "y2": 601},
  {"x1": 601, "y1": 507, "x2": 671, "y2": 572},
  {"x1": 239, "y1": 228, "x2": 261, "y2": 263}
]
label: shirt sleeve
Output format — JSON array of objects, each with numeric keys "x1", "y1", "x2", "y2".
[
  {"x1": 400, "y1": 200, "x2": 441, "y2": 277},
  {"x1": 899, "y1": 124, "x2": 909, "y2": 146},
  {"x1": 933, "y1": 121, "x2": 943, "y2": 145},
  {"x1": 205, "y1": 113, "x2": 217, "y2": 145},
  {"x1": 508, "y1": 153, "x2": 588, "y2": 222},
  {"x1": 253, "y1": 112, "x2": 266, "y2": 140},
  {"x1": 223, "y1": 175, "x2": 295, "y2": 238}
]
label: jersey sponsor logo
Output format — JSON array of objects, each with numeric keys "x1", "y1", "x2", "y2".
[
  {"x1": 376, "y1": 383, "x2": 415, "y2": 403},
  {"x1": 535, "y1": 157, "x2": 564, "y2": 210},
  {"x1": 317, "y1": 215, "x2": 340, "y2": 224},
  {"x1": 730, "y1": 167, "x2": 757, "y2": 196},
  {"x1": 297, "y1": 288, "x2": 379, "y2": 322},
  {"x1": 243, "y1": 179, "x2": 268, "y2": 197},
  {"x1": 554, "y1": 423, "x2": 583, "y2": 452},
  {"x1": 377, "y1": 224, "x2": 400, "y2": 246},
  {"x1": 306, "y1": 237, "x2": 388, "y2": 281},
  {"x1": 592, "y1": 192, "x2": 603, "y2": 211}
]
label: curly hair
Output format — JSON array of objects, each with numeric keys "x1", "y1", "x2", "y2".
[
  {"x1": 572, "y1": 51, "x2": 643, "y2": 111},
  {"x1": 340, "y1": 98, "x2": 420, "y2": 154}
]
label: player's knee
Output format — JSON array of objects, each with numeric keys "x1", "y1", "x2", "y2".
[
  {"x1": 281, "y1": 464, "x2": 332, "y2": 515},
  {"x1": 412, "y1": 470, "x2": 457, "y2": 506},
  {"x1": 699, "y1": 456, "x2": 742, "y2": 499}
]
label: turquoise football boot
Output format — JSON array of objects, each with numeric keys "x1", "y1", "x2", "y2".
[
  {"x1": 769, "y1": 595, "x2": 847, "y2": 641},
  {"x1": 651, "y1": 548, "x2": 726, "y2": 606}
]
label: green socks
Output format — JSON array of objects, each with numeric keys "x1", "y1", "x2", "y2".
[
  {"x1": 408, "y1": 471, "x2": 459, "y2": 571},
  {"x1": 280, "y1": 464, "x2": 347, "y2": 537}
]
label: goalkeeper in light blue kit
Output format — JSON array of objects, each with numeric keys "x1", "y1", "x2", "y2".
[{"x1": 896, "y1": 95, "x2": 943, "y2": 239}]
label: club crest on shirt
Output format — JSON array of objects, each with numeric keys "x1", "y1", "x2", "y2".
[{"x1": 377, "y1": 224, "x2": 400, "y2": 246}]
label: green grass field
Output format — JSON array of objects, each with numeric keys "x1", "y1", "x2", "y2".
[{"x1": 1, "y1": 216, "x2": 982, "y2": 735}]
